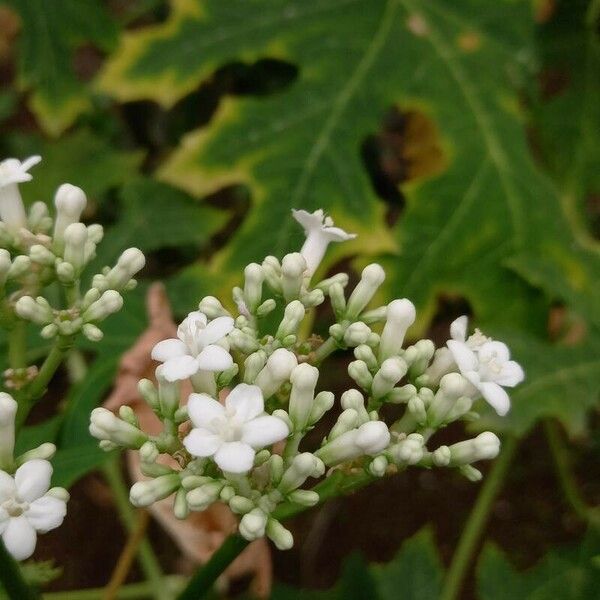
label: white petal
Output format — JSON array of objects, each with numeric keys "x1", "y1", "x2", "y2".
[
  {"x1": 241, "y1": 416, "x2": 289, "y2": 449},
  {"x1": 196, "y1": 345, "x2": 233, "y2": 372},
  {"x1": 2, "y1": 516, "x2": 37, "y2": 561},
  {"x1": 15, "y1": 459, "x2": 52, "y2": 502},
  {"x1": 479, "y1": 341, "x2": 510, "y2": 364},
  {"x1": 151, "y1": 338, "x2": 188, "y2": 362},
  {"x1": 0, "y1": 471, "x2": 15, "y2": 502},
  {"x1": 447, "y1": 340, "x2": 478, "y2": 373},
  {"x1": 26, "y1": 496, "x2": 66, "y2": 533},
  {"x1": 187, "y1": 393, "x2": 225, "y2": 429},
  {"x1": 214, "y1": 442, "x2": 255, "y2": 473},
  {"x1": 0, "y1": 508, "x2": 8, "y2": 534},
  {"x1": 497, "y1": 361, "x2": 525, "y2": 387},
  {"x1": 199, "y1": 316, "x2": 234, "y2": 346},
  {"x1": 177, "y1": 311, "x2": 207, "y2": 340},
  {"x1": 292, "y1": 208, "x2": 322, "y2": 232},
  {"x1": 450, "y1": 316, "x2": 468, "y2": 342},
  {"x1": 479, "y1": 382, "x2": 511, "y2": 416},
  {"x1": 183, "y1": 428, "x2": 222, "y2": 457},
  {"x1": 225, "y1": 384, "x2": 264, "y2": 422},
  {"x1": 322, "y1": 226, "x2": 356, "y2": 241},
  {"x1": 160, "y1": 355, "x2": 199, "y2": 382},
  {"x1": 20, "y1": 156, "x2": 42, "y2": 172}
]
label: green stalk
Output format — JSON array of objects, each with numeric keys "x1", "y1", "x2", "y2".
[
  {"x1": 0, "y1": 539, "x2": 39, "y2": 599},
  {"x1": 101, "y1": 459, "x2": 165, "y2": 600},
  {"x1": 544, "y1": 420, "x2": 600, "y2": 528},
  {"x1": 441, "y1": 436, "x2": 519, "y2": 600},
  {"x1": 177, "y1": 470, "x2": 373, "y2": 599},
  {"x1": 43, "y1": 576, "x2": 185, "y2": 600},
  {"x1": 8, "y1": 320, "x2": 27, "y2": 370},
  {"x1": 311, "y1": 336, "x2": 338, "y2": 364}
]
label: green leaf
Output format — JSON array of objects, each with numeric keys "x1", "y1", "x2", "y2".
[
  {"x1": 90, "y1": 177, "x2": 227, "y2": 270},
  {"x1": 3, "y1": 129, "x2": 143, "y2": 205},
  {"x1": 477, "y1": 530, "x2": 600, "y2": 600},
  {"x1": 3, "y1": 0, "x2": 118, "y2": 135},
  {"x1": 51, "y1": 444, "x2": 114, "y2": 489},
  {"x1": 372, "y1": 528, "x2": 444, "y2": 600}
]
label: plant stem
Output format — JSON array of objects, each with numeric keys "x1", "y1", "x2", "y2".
[
  {"x1": 8, "y1": 320, "x2": 27, "y2": 369},
  {"x1": 102, "y1": 459, "x2": 165, "y2": 600},
  {"x1": 544, "y1": 420, "x2": 600, "y2": 528},
  {"x1": 43, "y1": 577, "x2": 185, "y2": 600},
  {"x1": 311, "y1": 336, "x2": 338, "y2": 364},
  {"x1": 441, "y1": 436, "x2": 519, "y2": 600},
  {"x1": 104, "y1": 510, "x2": 151, "y2": 600},
  {"x1": 177, "y1": 469, "x2": 373, "y2": 598},
  {"x1": 0, "y1": 538, "x2": 39, "y2": 599}
]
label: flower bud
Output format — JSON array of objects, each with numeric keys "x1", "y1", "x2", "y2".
[
  {"x1": 130, "y1": 474, "x2": 180, "y2": 507},
  {"x1": 256, "y1": 298, "x2": 276, "y2": 317},
  {"x1": 448, "y1": 432, "x2": 501, "y2": 465},
  {"x1": 345, "y1": 264, "x2": 385, "y2": 319},
  {"x1": 369, "y1": 455, "x2": 388, "y2": 477},
  {"x1": 239, "y1": 508, "x2": 268, "y2": 541},
  {"x1": 407, "y1": 339, "x2": 435, "y2": 376},
  {"x1": 315, "y1": 272, "x2": 349, "y2": 292},
  {"x1": 354, "y1": 345, "x2": 378, "y2": 371},
  {"x1": 15, "y1": 296, "x2": 53, "y2": 325},
  {"x1": 0, "y1": 393, "x2": 17, "y2": 468},
  {"x1": 198, "y1": 296, "x2": 229, "y2": 319},
  {"x1": 277, "y1": 301, "x2": 305, "y2": 340},
  {"x1": 63, "y1": 222, "x2": 88, "y2": 273},
  {"x1": 262, "y1": 256, "x2": 282, "y2": 293},
  {"x1": 328, "y1": 282, "x2": 346, "y2": 319},
  {"x1": 0, "y1": 250, "x2": 11, "y2": 286},
  {"x1": 82, "y1": 323, "x2": 103, "y2": 342},
  {"x1": 8, "y1": 255, "x2": 31, "y2": 280},
  {"x1": 288, "y1": 363, "x2": 319, "y2": 430},
  {"x1": 329, "y1": 408, "x2": 360, "y2": 439},
  {"x1": 53, "y1": 183, "x2": 86, "y2": 248},
  {"x1": 40, "y1": 324, "x2": 58, "y2": 339},
  {"x1": 83, "y1": 290, "x2": 123, "y2": 322},
  {"x1": 427, "y1": 373, "x2": 471, "y2": 427},
  {"x1": 460, "y1": 465, "x2": 483, "y2": 482},
  {"x1": 87, "y1": 224, "x2": 104, "y2": 244},
  {"x1": 343, "y1": 322, "x2": 371, "y2": 347},
  {"x1": 347, "y1": 360, "x2": 373, "y2": 390},
  {"x1": 371, "y1": 357, "x2": 407, "y2": 399},
  {"x1": 379, "y1": 299, "x2": 416, "y2": 360},
  {"x1": 278, "y1": 453, "x2": 322, "y2": 494},
  {"x1": 229, "y1": 495, "x2": 255, "y2": 515},
  {"x1": 229, "y1": 328, "x2": 259, "y2": 353},
  {"x1": 139, "y1": 441, "x2": 159, "y2": 464},
  {"x1": 266, "y1": 518, "x2": 294, "y2": 550},
  {"x1": 287, "y1": 489, "x2": 319, "y2": 507},
  {"x1": 186, "y1": 481, "x2": 224, "y2": 511},
  {"x1": 254, "y1": 348, "x2": 297, "y2": 397},
  {"x1": 89, "y1": 407, "x2": 147, "y2": 449},
  {"x1": 29, "y1": 244, "x2": 56, "y2": 267},
  {"x1": 243, "y1": 351, "x2": 267, "y2": 384},
  {"x1": 340, "y1": 389, "x2": 369, "y2": 423},
  {"x1": 386, "y1": 384, "x2": 417, "y2": 404},
  {"x1": 16, "y1": 442, "x2": 57, "y2": 465},
  {"x1": 55, "y1": 260, "x2": 75, "y2": 283},
  {"x1": 425, "y1": 347, "x2": 455, "y2": 385},
  {"x1": 28, "y1": 201, "x2": 50, "y2": 232},
  {"x1": 243, "y1": 263, "x2": 264, "y2": 312},
  {"x1": 308, "y1": 391, "x2": 334, "y2": 424},
  {"x1": 104, "y1": 248, "x2": 145, "y2": 291},
  {"x1": 281, "y1": 252, "x2": 306, "y2": 301},
  {"x1": 389, "y1": 433, "x2": 424, "y2": 465}
]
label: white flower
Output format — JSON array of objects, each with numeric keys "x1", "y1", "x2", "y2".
[
  {"x1": 292, "y1": 209, "x2": 356, "y2": 275},
  {"x1": 0, "y1": 459, "x2": 68, "y2": 561},
  {"x1": 0, "y1": 156, "x2": 41, "y2": 231},
  {"x1": 183, "y1": 384, "x2": 289, "y2": 473},
  {"x1": 151, "y1": 311, "x2": 234, "y2": 382},
  {"x1": 447, "y1": 316, "x2": 524, "y2": 416}
]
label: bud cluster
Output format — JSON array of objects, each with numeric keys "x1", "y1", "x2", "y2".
[{"x1": 90, "y1": 208, "x2": 523, "y2": 550}]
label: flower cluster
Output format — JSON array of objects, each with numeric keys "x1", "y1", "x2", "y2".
[
  {"x1": 90, "y1": 208, "x2": 524, "y2": 550},
  {"x1": 0, "y1": 156, "x2": 145, "y2": 361},
  {"x1": 0, "y1": 393, "x2": 68, "y2": 560}
]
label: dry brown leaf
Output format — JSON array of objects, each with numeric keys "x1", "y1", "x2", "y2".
[{"x1": 104, "y1": 283, "x2": 272, "y2": 597}]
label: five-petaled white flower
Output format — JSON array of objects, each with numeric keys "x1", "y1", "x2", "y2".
[
  {"x1": 0, "y1": 156, "x2": 41, "y2": 231},
  {"x1": 292, "y1": 209, "x2": 356, "y2": 276},
  {"x1": 447, "y1": 316, "x2": 524, "y2": 416},
  {"x1": 183, "y1": 384, "x2": 289, "y2": 473},
  {"x1": 151, "y1": 311, "x2": 234, "y2": 382},
  {"x1": 0, "y1": 459, "x2": 68, "y2": 561}
]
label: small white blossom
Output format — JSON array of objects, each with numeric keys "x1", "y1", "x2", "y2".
[
  {"x1": 292, "y1": 209, "x2": 356, "y2": 275},
  {"x1": 0, "y1": 459, "x2": 68, "y2": 561},
  {"x1": 0, "y1": 156, "x2": 41, "y2": 230},
  {"x1": 183, "y1": 384, "x2": 289, "y2": 473},
  {"x1": 447, "y1": 316, "x2": 524, "y2": 416},
  {"x1": 151, "y1": 311, "x2": 234, "y2": 382}
]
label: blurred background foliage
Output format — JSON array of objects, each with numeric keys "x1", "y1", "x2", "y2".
[{"x1": 0, "y1": 0, "x2": 599, "y2": 598}]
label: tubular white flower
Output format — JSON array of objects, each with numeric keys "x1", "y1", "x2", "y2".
[
  {"x1": 371, "y1": 357, "x2": 407, "y2": 399},
  {"x1": 243, "y1": 263, "x2": 264, "y2": 312},
  {"x1": 447, "y1": 432, "x2": 501, "y2": 465},
  {"x1": 0, "y1": 394, "x2": 17, "y2": 469},
  {"x1": 281, "y1": 252, "x2": 306, "y2": 300},
  {"x1": 254, "y1": 348, "x2": 298, "y2": 398},
  {"x1": 83, "y1": 290, "x2": 123, "y2": 322},
  {"x1": 316, "y1": 420, "x2": 390, "y2": 466},
  {"x1": 0, "y1": 156, "x2": 41, "y2": 231},
  {"x1": 379, "y1": 299, "x2": 416, "y2": 360},
  {"x1": 446, "y1": 316, "x2": 524, "y2": 416},
  {"x1": 183, "y1": 384, "x2": 289, "y2": 474},
  {"x1": 63, "y1": 222, "x2": 88, "y2": 273},
  {"x1": 104, "y1": 248, "x2": 146, "y2": 291},
  {"x1": 288, "y1": 363, "x2": 319, "y2": 430},
  {"x1": 0, "y1": 459, "x2": 68, "y2": 561},
  {"x1": 345, "y1": 264, "x2": 385, "y2": 319},
  {"x1": 151, "y1": 311, "x2": 234, "y2": 382},
  {"x1": 53, "y1": 183, "x2": 87, "y2": 246},
  {"x1": 292, "y1": 209, "x2": 356, "y2": 276}
]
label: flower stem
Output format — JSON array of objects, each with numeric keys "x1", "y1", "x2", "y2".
[
  {"x1": 311, "y1": 336, "x2": 338, "y2": 364},
  {"x1": 544, "y1": 420, "x2": 600, "y2": 528},
  {"x1": 440, "y1": 436, "x2": 519, "y2": 600},
  {"x1": 177, "y1": 469, "x2": 373, "y2": 598},
  {"x1": 8, "y1": 320, "x2": 27, "y2": 369},
  {"x1": 0, "y1": 538, "x2": 39, "y2": 599},
  {"x1": 44, "y1": 577, "x2": 185, "y2": 600},
  {"x1": 102, "y1": 458, "x2": 166, "y2": 600}
]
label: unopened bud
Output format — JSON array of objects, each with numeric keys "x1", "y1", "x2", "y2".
[
  {"x1": 63, "y1": 223, "x2": 88, "y2": 273},
  {"x1": 29, "y1": 244, "x2": 56, "y2": 266},
  {"x1": 379, "y1": 299, "x2": 416, "y2": 360},
  {"x1": 340, "y1": 389, "x2": 369, "y2": 423},
  {"x1": 372, "y1": 357, "x2": 407, "y2": 399},
  {"x1": 8, "y1": 255, "x2": 31, "y2": 280},
  {"x1": 448, "y1": 432, "x2": 501, "y2": 465},
  {"x1": 130, "y1": 474, "x2": 180, "y2": 507},
  {"x1": 348, "y1": 360, "x2": 373, "y2": 390},
  {"x1": 15, "y1": 296, "x2": 53, "y2": 324},
  {"x1": 243, "y1": 263, "x2": 264, "y2": 312},
  {"x1": 0, "y1": 393, "x2": 17, "y2": 468},
  {"x1": 281, "y1": 253, "x2": 306, "y2": 301},
  {"x1": 288, "y1": 363, "x2": 319, "y2": 430},
  {"x1": 239, "y1": 508, "x2": 268, "y2": 540},
  {"x1": 308, "y1": 391, "x2": 334, "y2": 424},
  {"x1": 83, "y1": 290, "x2": 123, "y2": 322},
  {"x1": 254, "y1": 348, "x2": 297, "y2": 397},
  {"x1": 104, "y1": 248, "x2": 145, "y2": 291},
  {"x1": 89, "y1": 407, "x2": 147, "y2": 448},
  {"x1": 53, "y1": 184, "x2": 86, "y2": 248},
  {"x1": 266, "y1": 519, "x2": 294, "y2": 550},
  {"x1": 345, "y1": 264, "x2": 385, "y2": 319},
  {"x1": 343, "y1": 321, "x2": 371, "y2": 347}
]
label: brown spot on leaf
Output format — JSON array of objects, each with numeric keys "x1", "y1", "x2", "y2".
[
  {"x1": 534, "y1": 0, "x2": 557, "y2": 23},
  {"x1": 457, "y1": 31, "x2": 481, "y2": 53},
  {"x1": 548, "y1": 304, "x2": 587, "y2": 345},
  {"x1": 406, "y1": 14, "x2": 429, "y2": 37}
]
